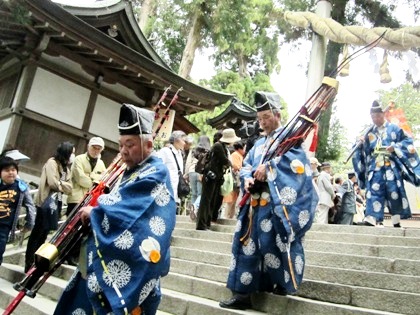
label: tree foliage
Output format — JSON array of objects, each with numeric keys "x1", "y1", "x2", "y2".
[{"x1": 187, "y1": 70, "x2": 288, "y2": 139}]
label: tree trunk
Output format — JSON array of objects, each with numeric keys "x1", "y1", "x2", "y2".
[
  {"x1": 137, "y1": 0, "x2": 155, "y2": 37},
  {"x1": 237, "y1": 53, "x2": 249, "y2": 78},
  {"x1": 178, "y1": 4, "x2": 206, "y2": 79}
]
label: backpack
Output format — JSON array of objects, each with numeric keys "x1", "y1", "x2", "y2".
[{"x1": 194, "y1": 150, "x2": 210, "y2": 174}]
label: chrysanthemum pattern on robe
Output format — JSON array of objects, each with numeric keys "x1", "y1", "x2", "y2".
[
  {"x1": 87, "y1": 273, "x2": 102, "y2": 293},
  {"x1": 402, "y1": 198, "x2": 409, "y2": 209},
  {"x1": 366, "y1": 190, "x2": 371, "y2": 199},
  {"x1": 149, "y1": 216, "x2": 166, "y2": 236},
  {"x1": 276, "y1": 234, "x2": 287, "y2": 253},
  {"x1": 72, "y1": 309, "x2": 87, "y2": 315},
  {"x1": 64, "y1": 269, "x2": 79, "y2": 292},
  {"x1": 240, "y1": 272, "x2": 253, "y2": 285},
  {"x1": 371, "y1": 183, "x2": 380, "y2": 191},
  {"x1": 98, "y1": 191, "x2": 122, "y2": 206},
  {"x1": 88, "y1": 251, "x2": 93, "y2": 266},
  {"x1": 295, "y1": 255, "x2": 304, "y2": 275},
  {"x1": 229, "y1": 255, "x2": 236, "y2": 271},
  {"x1": 298, "y1": 210, "x2": 310, "y2": 228},
  {"x1": 386, "y1": 169, "x2": 395, "y2": 181},
  {"x1": 264, "y1": 253, "x2": 280, "y2": 269},
  {"x1": 284, "y1": 270, "x2": 290, "y2": 283},
  {"x1": 138, "y1": 166, "x2": 157, "y2": 179},
  {"x1": 391, "y1": 131, "x2": 397, "y2": 140},
  {"x1": 101, "y1": 214, "x2": 110, "y2": 234},
  {"x1": 235, "y1": 220, "x2": 242, "y2": 233},
  {"x1": 260, "y1": 219, "x2": 272, "y2": 232},
  {"x1": 278, "y1": 187, "x2": 297, "y2": 205},
  {"x1": 242, "y1": 239, "x2": 256, "y2": 256},
  {"x1": 391, "y1": 191, "x2": 399, "y2": 200},
  {"x1": 151, "y1": 183, "x2": 171, "y2": 207},
  {"x1": 138, "y1": 278, "x2": 158, "y2": 305},
  {"x1": 373, "y1": 201, "x2": 382, "y2": 212},
  {"x1": 103, "y1": 260, "x2": 131, "y2": 288},
  {"x1": 114, "y1": 230, "x2": 134, "y2": 250}
]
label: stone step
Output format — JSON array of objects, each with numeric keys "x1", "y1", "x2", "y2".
[
  {"x1": 170, "y1": 256, "x2": 420, "y2": 294},
  {"x1": 163, "y1": 271, "x2": 409, "y2": 315},
  {"x1": 171, "y1": 234, "x2": 420, "y2": 261},
  {"x1": 175, "y1": 215, "x2": 420, "y2": 237}
]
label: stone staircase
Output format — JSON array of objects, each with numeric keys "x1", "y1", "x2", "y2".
[{"x1": 1, "y1": 215, "x2": 420, "y2": 314}]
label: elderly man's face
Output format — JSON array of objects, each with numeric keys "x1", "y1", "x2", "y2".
[
  {"x1": 257, "y1": 109, "x2": 281, "y2": 134},
  {"x1": 87, "y1": 145, "x2": 103, "y2": 159},
  {"x1": 119, "y1": 135, "x2": 152, "y2": 168}
]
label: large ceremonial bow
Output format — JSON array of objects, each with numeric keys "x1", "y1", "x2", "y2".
[
  {"x1": 239, "y1": 32, "x2": 386, "y2": 207},
  {"x1": 3, "y1": 87, "x2": 183, "y2": 315}
]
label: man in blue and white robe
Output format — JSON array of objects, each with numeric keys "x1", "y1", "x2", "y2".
[
  {"x1": 220, "y1": 92, "x2": 318, "y2": 310},
  {"x1": 54, "y1": 104, "x2": 176, "y2": 315},
  {"x1": 352, "y1": 101, "x2": 420, "y2": 227}
]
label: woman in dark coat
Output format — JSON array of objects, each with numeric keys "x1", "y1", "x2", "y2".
[{"x1": 196, "y1": 129, "x2": 240, "y2": 230}]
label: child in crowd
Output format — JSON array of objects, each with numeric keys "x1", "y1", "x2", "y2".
[{"x1": 0, "y1": 157, "x2": 35, "y2": 265}]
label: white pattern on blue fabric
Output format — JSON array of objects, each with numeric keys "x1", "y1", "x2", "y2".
[
  {"x1": 284, "y1": 270, "x2": 290, "y2": 283},
  {"x1": 235, "y1": 220, "x2": 242, "y2": 233},
  {"x1": 371, "y1": 183, "x2": 380, "y2": 191},
  {"x1": 87, "y1": 273, "x2": 102, "y2": 293},
  {"x1": 402, "y1": 198, "x2": 409, "y2": 209},
  {"x1": 276, "y1": 234, "x2": 287, "y2": 253},
  {"x1": 229, "y1": 256, "x2": 236, "y2": 271},
  {"x1": 295, "y1": 255, "x2": 304, "y2": 275},
  {"x1": 103, "y1": 260, "x2": 131, "y2": 288},
  {"x1": 88, "y1": 251, "x2": 93, "y2": 266},
  {"x1": 138, "y1": 278, "x2": 158, "y2": 305},
  {"x1": 65, "y1": 269, "x2": 78, "y2": 292},
  {"x1": 149, "y1": 216, "x2": 166, "y2": 236},
  {"x1": 279, "y1": 187, "x2": 297, "y2": 205},
  {"x1": 240, "y1": 272, "x2": 253, "y2": 285},
  {"x1": 264, "y1": 253, "x2": 280, "y2": 269},
  {"x1": 151, "y1": 183, "x2": 171, "y2": 206},
  {"x1": 391, "y1": 191, "x2": 399, "y2": 200},
  {"x1": 114, "y1": 230, "x2": 134, "y2": 250},
  {"x1": 373, "y1": 201, "x2": 382, "y2": 212},
  {"x1": 138, "y1": 166, "x2": 157, "y2": 179},
  {"x1": 386, "y1": 170, "x2": 395, "y2": 181},
  {"x1": 101, "y1": 214, "x2": 110, "y2": 234},
  {"x1": 260, "y1": 219, "x2": 273, "y2": 232},
  {"x1": 98, "y1": 191, "x2": 122, "y2": 206},
  {"x1": 298, "y1": 210, "x2": 310, "y2": 228},
  {"x1": 242, "y1": 239, "x2": 256, "y2": 256},
  {"x1": 72, "y1": 309, "x2": 87, "y2": 315}
]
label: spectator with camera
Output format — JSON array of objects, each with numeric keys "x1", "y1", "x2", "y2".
[{"x1": 196, "y1": 129, "x2": 240, "y2": 230}]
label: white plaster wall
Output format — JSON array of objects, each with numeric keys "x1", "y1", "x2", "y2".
[
  {"x1": 0, "y1": 118, "x2": 12, "y2": 150},
  {"x1": 89, "y1": 95, "x2": 120, "y2": 142},
  {"x1": 26, "y1": 68, "x2": 90, "y2": 128}
]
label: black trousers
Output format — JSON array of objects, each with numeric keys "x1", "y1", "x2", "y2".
[
  {"x1": 196, "y1": 176, "x2": 223, "y2": 229},
  {"x1": 25, "y1": 207, "x2": 50, "y2": 272}
]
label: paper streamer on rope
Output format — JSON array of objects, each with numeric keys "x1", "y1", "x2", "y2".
[
  {"x1": 380, "y1": 51, "x2": 392, "y2": 83},
  {"x1": 338, "y1": 45, "x2": 350, "y2": 77}
]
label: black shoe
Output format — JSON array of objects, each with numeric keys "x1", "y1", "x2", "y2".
[
  {"x1": 219, "y1": 295, "x2": 252, "y2": 310},
  {"x1": 196, "y1": 226, "x2": 208, "y2": 231},
  {"x1": 273, "y1": 286, "x2": 288, "y2": 296},
  {"x1": 393, "y1": 223, "x2": 401, "y2": 228},
  {"x1": 357, "y1": 221, "x2": 375, "y2": 227}
]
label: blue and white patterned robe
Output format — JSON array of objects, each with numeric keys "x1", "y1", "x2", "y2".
[
  {"x1": 226, "y1": 130, "x2": 318, "y2": 294},
  {"x1": 54, "y1": 154, "x2": 176, "y2": 315},
  {"x1": 352, "y1": 122, "x2": 420, "y2": 222}
]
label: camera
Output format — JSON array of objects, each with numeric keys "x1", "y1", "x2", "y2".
[{"x1": 206, "y1": 171, "x2": 216, "y2": 181}]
